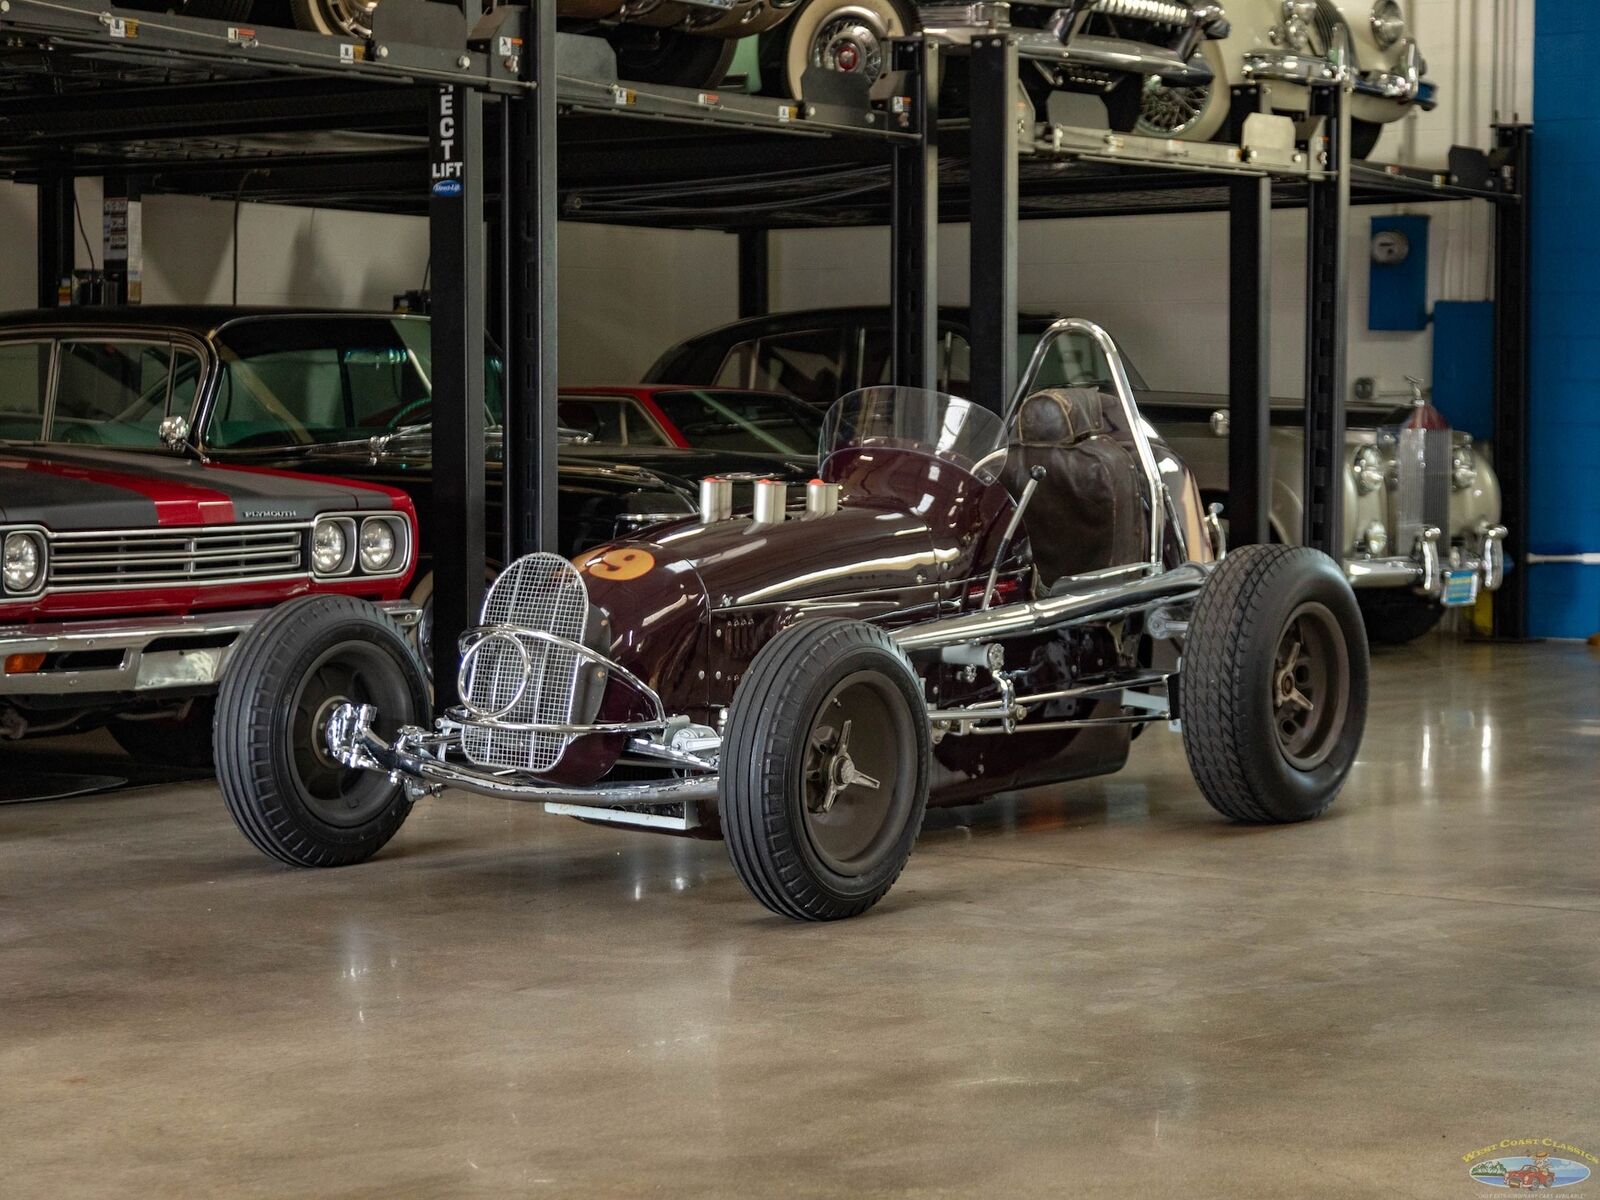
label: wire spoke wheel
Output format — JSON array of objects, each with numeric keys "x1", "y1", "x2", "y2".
[
  {"x1": 292, "y1": 0, "x2": 379, "y2": 38},
  {"x1": 1136, "y1": 77, "x2": 1213, "y2": 137}
]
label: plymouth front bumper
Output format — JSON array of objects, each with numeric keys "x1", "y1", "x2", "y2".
[
  {"x1": 0, "y1": 601, "x2": 421, "y2": 700},
  {"x1": 1344, "y1": 524, "x2": 1507, "y2": 604}
]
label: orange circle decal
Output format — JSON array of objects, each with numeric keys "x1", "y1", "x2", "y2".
[{"x1": 577, "y1": 547, "x2": 656, "y2": 581}]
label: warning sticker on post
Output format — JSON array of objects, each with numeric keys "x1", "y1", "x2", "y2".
[{"x1": 430, "y1": 85, "x2": 465, "y2": 199}]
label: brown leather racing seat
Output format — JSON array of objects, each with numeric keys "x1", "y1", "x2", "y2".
[{"x1": 1000, "y1": 388, "x2": 1148, "y2": 591}]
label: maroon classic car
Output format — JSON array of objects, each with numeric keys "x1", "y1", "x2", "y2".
[
  {"x1": 213, "y1": 319, "x2": 1370, "y2": 920},
  {"x1": 0, "y1": 444, "x2": 417, "y2": 765}
]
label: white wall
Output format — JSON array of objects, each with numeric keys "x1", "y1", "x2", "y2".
[{"x1": 769, "y1": 198, "x2": 1490, "y2": 401}]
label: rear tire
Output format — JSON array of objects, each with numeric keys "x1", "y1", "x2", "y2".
[
  {"x1": 214, "y1": 596, "x2": 430, "y2": 868},
  {"x1": 1355, "y1": 588, "x2": 1445, "y2": 645},
  {"x1": 721, "y1": 618, "x2": 929, "y2": 921},
  {"x1": 1180, "y1": 544, "x2": 1368, "y2": 823}
]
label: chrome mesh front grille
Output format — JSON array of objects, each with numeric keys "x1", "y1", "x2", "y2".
[
  {"x1": 459, "y1": 553, "x2": 591, "y2": 773},
  {"x1": 1391, "y1": 425, "x2": 1452, "y2": 552},
  {"x1": 47, "y1": 525, "x2": 305, "y2": 590}
]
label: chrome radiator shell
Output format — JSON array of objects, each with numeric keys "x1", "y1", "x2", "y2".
[{"x1": 458, "y1": 553, "x2": 593, "y2": 773}]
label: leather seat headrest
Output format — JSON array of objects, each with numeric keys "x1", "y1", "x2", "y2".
[{"x1": 1011, "y1": 388, "x2": 1108, "y2": 447}]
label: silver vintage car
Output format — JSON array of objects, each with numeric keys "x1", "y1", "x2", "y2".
[{"x1": 1142, "y1": 381, "x2": 1505, "y2": 644}]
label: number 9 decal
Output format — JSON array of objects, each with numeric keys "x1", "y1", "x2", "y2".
[{"x1": 576, "y1": 547, "x2": 656, "y2": 581}]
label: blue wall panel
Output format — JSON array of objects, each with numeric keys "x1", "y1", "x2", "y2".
[
  {"x1": 1368, "y1": 215, "x2": 1431, "y2": 331},
  {"x1": 1530, "y1": 0, "x2": 1600, "y2": 637},
  {"x1": 1432, "y1": 301, "x2": 1494, "y2": 438}
]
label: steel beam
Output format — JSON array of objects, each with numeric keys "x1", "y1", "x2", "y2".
[
  {"x1": 737, "y1": 230, "x2": 769, "y2": 320},
  {"x1": 967, "y1": 35, "x2": 1019, "y2": 413},
  {"x1": 1491, "y1": 123, "x2": 1531, "y2": 640},
  {"x1": 1228, "y1": 171, "x2": 1272, "y2": 546},
  {"x1": 35, "y1": 161, "x2": 74, "y2": 308},
  {"x1": 1302, "y1": 82, "x2": 1350, "y2": 556},
  {"x1": 428, "y1": 84, "x2": 487, "y2": 703},
  {"x1": 503, "y1": 1, "x2": 559, "y2": 562},
  {"x1": 890, "y1": 38, "x2": 938, "y2": 391}
]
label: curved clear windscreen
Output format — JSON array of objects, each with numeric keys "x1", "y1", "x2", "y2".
[{"x1": 819, "y1": 387, "x2": 1006, "y2": 482}]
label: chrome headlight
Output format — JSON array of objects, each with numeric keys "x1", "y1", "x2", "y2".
[
  {"x1": 1283, "y1": 0, "x2": 1318, "y2": 23},
  {"x1": 359, "y1": 517, "x2": 399, "y2": 573},
  {"x1": 311, "y1": 518, "x2": 353, "y2": 576},
  {"x1": 2, "y1": 530, "x2": 45, "y2": 595},
  {"x1": 1357, "y1": 520, "x2": 1389, "y2": 558},
  {"x1": 1352, "y1": 446, "x2": 1386, "y2": 495},
  {"x1": 1452, "y1": 443, "x2": 1479, "y2": 491},
  {"x1": 1371, "y1": 0, "x2": 1405, "y2": 49}
]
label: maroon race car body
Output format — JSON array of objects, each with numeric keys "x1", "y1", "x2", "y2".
[{"x1": 213, "y1": 319, "x2": 1371, "y2": 920}]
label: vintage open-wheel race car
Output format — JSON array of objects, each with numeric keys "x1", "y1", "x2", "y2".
[{"x1": 212, "y1": 318, "x2": 1370, "y2": 921}]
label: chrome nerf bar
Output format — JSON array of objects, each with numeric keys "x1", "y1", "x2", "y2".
[{"x1": 325, "y1": 702, "x2": 719, "y2": 806}]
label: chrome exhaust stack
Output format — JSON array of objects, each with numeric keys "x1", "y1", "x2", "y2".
[
  {"x1": 752, "y1": 479, "x2": 788, "y2": 525},
  {"x1": 805, "y1": 479, "x2": 842, "y2": 517},
  {"x1": 698, "y1": 476, "x2": 734, "y2": 524}
]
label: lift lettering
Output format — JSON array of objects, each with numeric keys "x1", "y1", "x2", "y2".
[{"x1": 431, "y1": 87, "x2": 464, "y2": 197}]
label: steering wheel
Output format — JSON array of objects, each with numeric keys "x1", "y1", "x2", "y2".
[{"x1": 383, "y1": 398, "x2": 433, "y2": 433}]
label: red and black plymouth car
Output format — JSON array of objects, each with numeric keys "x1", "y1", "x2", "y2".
[{"x1": 1, "y1": 444, "x2": 417, "y2": 764}]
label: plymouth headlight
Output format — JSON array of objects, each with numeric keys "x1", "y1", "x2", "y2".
[
  {"x1": 1371, "y1": 0, "x2": 1405, "y2": 48},
  {"x1": 1357, "y1": 521, "x2": 1389, "y2": 557},
  {"x1": 359, "y1": 517, "x2": 399, "y2": 573},
  {"x1": 311, "y1": 519, "x2": 350, "y2": 575},
  {"x1": 3, "y1": 531, "x2": 44, "y2": 594},
  {"x1": 1352, "y1": 446, "x2": 1386, "y2": 494},
  {"x1": 1283, "y1": 0, "x2": 1318, "y2": 23},
  {"x1": 1283, "y1": 15, "x2": 1313, "y2": 51},
  {"x1": 1452, "y1": 443, "x2": 1478, "y2": 491}
]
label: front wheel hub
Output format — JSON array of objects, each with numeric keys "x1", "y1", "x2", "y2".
[{"x1": 812, "y1": 13, "x2": 886, "y2": 81}]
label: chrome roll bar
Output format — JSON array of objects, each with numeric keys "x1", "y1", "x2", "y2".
[{"x1": 1004, "y1": 317, "x2": 1167, "y2": 570}]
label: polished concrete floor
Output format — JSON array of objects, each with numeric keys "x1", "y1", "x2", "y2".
[{"x1": 3, "y1": 636, "x2": 1598, "y2": 1198}]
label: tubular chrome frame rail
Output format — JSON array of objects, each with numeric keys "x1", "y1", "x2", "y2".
[{"x1": 326, "y1": 562, "x2": 1209, "y2": 809}]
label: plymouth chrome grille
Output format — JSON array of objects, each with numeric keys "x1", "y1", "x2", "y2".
[
  {"x1": 459, "y1": 552, "x2": 591, "y2": 774},
  {"x1": 1088, "y1": 0, "x2": 1195, "y2": 26},
  {"x1": 47, "y1": 525, "x2": 305, "y2": 591}
]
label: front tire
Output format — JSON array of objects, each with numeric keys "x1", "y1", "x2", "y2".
[
  {"x1": 1355, "y1": 588, "x2": 1445, "y2": 645},
  {"x1": 214, "y1": 595, "x2": 430, "y2": 868},
  {"x1": 1180, "y1": 544, "x2": 1368, "y2": 823},
  {"x1": 289, "y1": 0, "x2": 376, "y2": 37},
  {"x1": 721, "y1": 618, "x2": 929, "y2": 921}
]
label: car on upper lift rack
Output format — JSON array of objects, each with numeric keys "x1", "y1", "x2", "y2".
[
  {"x1": 210, "y1": 318, "x2": 1371, "y2": 921},
  {"x1": 765, "y1": 0, "x2": 1432, "y2": 160},
  {"x1": 643, "y1": 305, "x2": 1508, "y2": 645}
]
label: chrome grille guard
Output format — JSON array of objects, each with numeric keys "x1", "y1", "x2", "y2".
[{"x1": 452, "y1": 623, "x2": 667, "y2": 738}]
